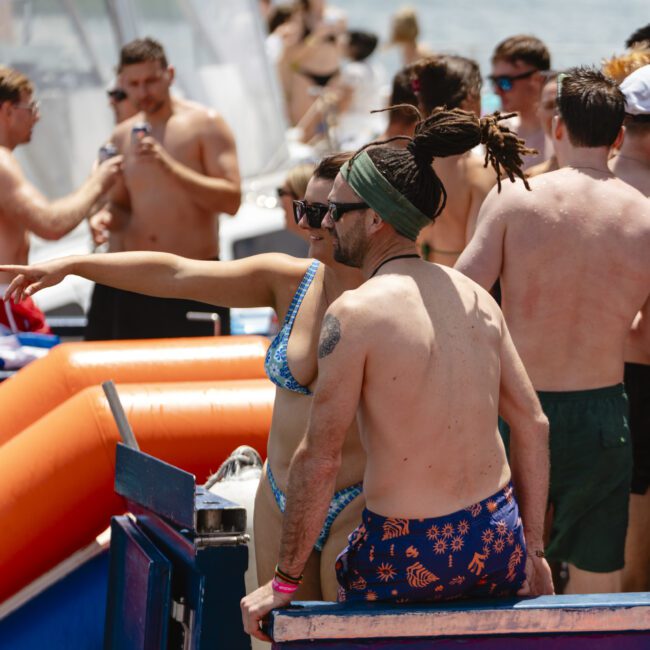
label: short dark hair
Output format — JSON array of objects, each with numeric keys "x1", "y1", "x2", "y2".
[
  {"x1": 491, "y1": 35, "x2": 551, "y2": 71},
  {"x1": 314, "y1": 151, "x2": 355, "y2": 180},
  {"x1": 388, "y1": 67, "x2": 419, "y2": 125},
  {"x1": 347, "y1": 31, "x2": 378, "y2": 62},
  {"x1": 0, "y1": 65, "x2": 33, "y2": 105},
  {"x1": 412, "y1": 55, "x2": 482, "y2": 116},
  {"x1": 119, "y1": 37, "x2": 168, "y2": 71},
  {"x1": 557, "y1": 67, "x2": 625, "y2": 147},
  {"x1": 625, "y1": 24, "x2": 650, "y2": 49}
]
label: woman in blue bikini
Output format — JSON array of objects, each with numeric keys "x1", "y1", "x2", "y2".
[{"x1": 0, "y1": 151, "x2": 365, "y2": 600}]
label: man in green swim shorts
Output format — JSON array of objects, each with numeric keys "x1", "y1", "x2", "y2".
[{"x1": 457, "y1": 66, "x2": 650, "y2": 594}]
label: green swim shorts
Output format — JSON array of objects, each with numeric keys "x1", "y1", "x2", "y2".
[{"x1": 500, "y1": 384, "x2": 632, "y2": 573}]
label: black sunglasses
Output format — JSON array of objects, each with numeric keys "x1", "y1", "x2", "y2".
[
  {"x1": 107, "y1": 88, "x2": 128, "y2": 102},
  {"x1": 327, "y1": 201, "x2": 369, "y2": 222},
  {"x1": 293, "y1": 200, "x2": 329, "y2": 228},
  {"x1": 488, "y1": 69, "x2": 537, "y2": 92}
]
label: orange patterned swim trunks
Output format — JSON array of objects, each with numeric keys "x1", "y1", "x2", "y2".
[{"x1": 335, "y1": 483, "x2": 527, "y2": 604}]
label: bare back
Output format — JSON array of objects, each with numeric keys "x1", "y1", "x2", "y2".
[
  {"x1": 112, "y1": 99, "x2": 232, "y2": 259},
  {"x1": 499, "y1": 169, "x2": 650, "y2": 389},
  {"x1": 419, "y1": 153, "x2": 494, "y2": 266},
  {"x1": 352, "y1": 264, "x2": 510, "y2": 518}
]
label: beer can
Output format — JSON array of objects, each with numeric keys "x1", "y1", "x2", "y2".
[
  {"x1": 131, "y1": 121, "x2": 152, "y2": 144},
  {"x1": 98, "y1": 142, "x2": 118, "y2": 162}
]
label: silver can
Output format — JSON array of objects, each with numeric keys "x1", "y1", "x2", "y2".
[
  {"x1": 131, "y1": 121, "x2": 152, "y2": 144},
  {"x1": 98, "y1": 142, "x2": 118, "y2": 163}
]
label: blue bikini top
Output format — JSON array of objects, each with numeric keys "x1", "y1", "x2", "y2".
[{"x1": 265, "y1": 260, "x2": 320, "y2": 395}]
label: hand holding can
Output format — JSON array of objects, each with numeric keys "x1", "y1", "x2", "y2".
[{"x1": 131, "y1": 121, "x2": 152, "y2": 145}]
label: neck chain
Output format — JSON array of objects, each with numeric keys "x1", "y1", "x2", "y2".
[{"x1": 370, "y1": 254, "x2": 421, "y2": 278}]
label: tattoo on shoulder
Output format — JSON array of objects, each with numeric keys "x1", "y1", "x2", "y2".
[{"x1": 318, "y1": 314, "x2": 341, "y2": 359}]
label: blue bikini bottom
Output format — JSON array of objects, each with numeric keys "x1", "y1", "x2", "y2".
[{"x1": 266, "y1": 463, "x2": 363, "y2": 552}]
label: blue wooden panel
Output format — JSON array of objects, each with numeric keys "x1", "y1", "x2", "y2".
[
  {"x1": 269, "y1": 594, "x2": 650, "y2": 645},
  {"x1": 0, "y1": 552, "x2": 108, "y2": 650},
  {"x1": 104, "y1": 516, "x2": 172, "y2": 650},
  {"x1": 115, "y1": 444, "x2": 196, "y2": 530},
  {"x1": 137, "y1": 512, "x2": 252, "y2": 650}
]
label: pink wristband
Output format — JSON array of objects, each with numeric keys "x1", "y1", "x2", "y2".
[{"x1": 272, "y1": 577, "x2": 299, "y2": 594}]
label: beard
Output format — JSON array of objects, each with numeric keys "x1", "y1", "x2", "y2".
[{"x1": 331, "y1": 223, "x2": 367, "y2": 268}]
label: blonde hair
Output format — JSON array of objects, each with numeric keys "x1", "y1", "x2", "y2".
[
  {"x1": 390, "y1": 7, "x2": 419, "y2": 44},
  {"x1": 285, "y1": 163, "x2": 316, "y2": 199},
  {"x1": 0, "y1": 66, "x2": 34, "y2": 105},
  {"x1": 602, "y1": 46, "x2": 650, "y2": 84}
]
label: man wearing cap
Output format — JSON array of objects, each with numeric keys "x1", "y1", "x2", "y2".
[
  {"x1": 241, "y1": 108, "x2": 553, "y2": 641},
  {"x1": 489, "y1": 35, "x2": 553, "y2": 170},
  {"x1": 457, "y1": 67, "x2": 650, "y2": 594},
  {"x1": 610, "y1": 64, "x2": 650, "y2": 592}
]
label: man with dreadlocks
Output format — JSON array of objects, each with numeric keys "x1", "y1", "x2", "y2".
[
  {"x1": 242, "y1": 107, "x2": 553, "y2": 641},
  {"x1": 457, "y1": 67, "x2": 650, "y2": 595}
]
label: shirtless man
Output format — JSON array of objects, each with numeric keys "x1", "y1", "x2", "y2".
[
  {"x1": 411, "y1": 55, "x2": 497, "y2": 265},
  {"x1": 457, "y1": 67, "x2": 650, "y2": 595},
  {"x1": 0, "y1": 65, "x2": 120, "y2": 333},
  {"x1": 490, "y1": 35, "x2": 552, "y2": 170},
  {"x1": 609, "y1": 64, "x2": 650, "y2": 592},
  {"x1": 242, "y1": 108, "x2": 552, "y2": 641},
  {"x1": 85, "y1": 37, "x2": 241, "y2": 340}
]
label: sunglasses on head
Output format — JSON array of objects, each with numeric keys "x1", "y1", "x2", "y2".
[
  {"x1": 327, "y1": 201, "x2": 369, "y2": 222},
  {"x1": 489, "y1": 69, "x2": 537, "y2": 92},
  {"x1": 293, "y1": 200, "x2": 329, "y2": 228},
  {"x1": 107, "y1": 88, "x2": 128, "y2": 102}
]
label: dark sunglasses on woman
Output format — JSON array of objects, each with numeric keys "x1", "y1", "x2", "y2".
[{"x1": 293, "y1": 200, "x2": 329, "y2": 228}]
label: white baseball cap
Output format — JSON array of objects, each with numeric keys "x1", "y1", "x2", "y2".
[{"x1": 620, "y1": 64, "x2": 650, "y2": 115}]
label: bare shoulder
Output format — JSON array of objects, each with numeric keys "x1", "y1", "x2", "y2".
[
  {"x1": 176, "y1": 99, "x2": 233, "y2": 137},
  {"x1": 480, "y1": 174, "x2": 536, "y2": 217}
]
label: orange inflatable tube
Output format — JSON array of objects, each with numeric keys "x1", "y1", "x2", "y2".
[
  {"x1": 0, "y1": 336, "x2": 269, "y2": 445},
  {"x1": 0, "y1": 379, "x2": 274, "y2": 604}
]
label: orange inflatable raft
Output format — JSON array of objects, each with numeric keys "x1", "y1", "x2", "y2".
[
  {"x1": 0, "y1": 378, "x2": 274, "y2": 604},
  {"x1": 0, "y1": 336, "x2": 269, "y2": 445}
]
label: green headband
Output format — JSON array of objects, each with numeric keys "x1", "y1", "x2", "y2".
[{"x1": 341, "y1": 151, "x2": 431, "y2": 241}]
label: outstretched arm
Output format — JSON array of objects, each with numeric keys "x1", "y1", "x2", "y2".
[
  {"x1": 0, "y1": 251, "x2": 309, "y2": 312},
  {"x1": 0, "y1": 150, "x2": 122, "y2": 240},
  {"x1": 241, "y1": 296, "x2": 366, "y2": 641},
  {"x1": 498, "y1": 317, "x2": 553, "y2": 596}
]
